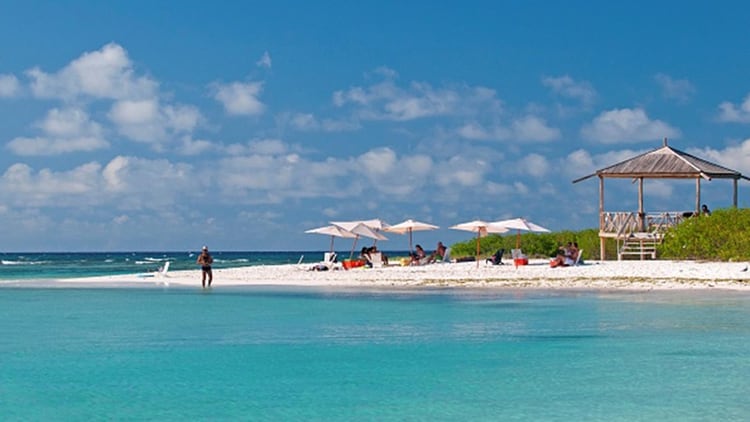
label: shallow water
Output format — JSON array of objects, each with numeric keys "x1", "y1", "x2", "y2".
[
  {"x1": 0, "y1": 251, "x2": 353, "y2": 280},
  {"x1": 1, "y1": 287, "x2": 749, "y2": 420}
]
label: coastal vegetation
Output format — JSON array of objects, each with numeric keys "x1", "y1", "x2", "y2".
[
  {"x1": 658, "y1": 207, "x2": 750, "y2": 261},
  {"x1": 449, "y1": 208, "x2": 750, "y2": 262},
  {"x1": 449, "y1": 228, "x2": 611, "y2": 261}
]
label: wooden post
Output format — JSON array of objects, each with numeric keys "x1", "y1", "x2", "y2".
[
  {"x1": 695, "y1": 178, "x2": 701, "y2": 214},
  {"x1": 734, "y1": 178, "x2": 738, "y2": 207},
  {"x1": 638, "y1": 177, "x2": 644, "y2": 231},
  {"x1": 599, "y1": 176, "x2": 605, "y2": 260}
]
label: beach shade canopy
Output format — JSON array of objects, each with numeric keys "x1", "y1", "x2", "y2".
[
  {"x1": 305, "y1": 225, "x2": 358, "y2": 252},
  {"x1": 385, "y1": 219, "x2": 439, "y2": 253},
  {"x1": 450, "y1": 220, "x2": 509, "y2": 267},
  {"x1": 351, "y1": 218, "x2": 390, "y2": 245},
  {"x1": 356, "y1": 218, "x2": 391, "y2": 231},
  {"x1": 331, "y1": 221, "x2": 388, "y2": 258},
  {"x1": 489, "y1": 217, "x2": 550, "y2": 249}
]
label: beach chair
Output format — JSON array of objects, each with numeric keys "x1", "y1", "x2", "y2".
[
  {"x1": 369, "y1": 252, "x2": 384, "y2": 268},
  {"x1": 485, "y1": 249, "x2": 505, "y2": 265},
  {"x1": 157, "y1": 261, "x2": 170, "y2": 276},
  {"x1": 573, "y1": 249, "x2": 583, "y2": 266},
  {"x1": 138, "y1": 261, "x2": 170, "y2": 279},
  {"x1": 438, "y1": 247, "x2": 452, "y2": 263},
  {"x1": 316, "y1": 252, "x2": 342, "y2": 271}
]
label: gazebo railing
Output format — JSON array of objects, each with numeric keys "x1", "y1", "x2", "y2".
[{"x1": 601, "y1": 211, "x2": 687, "y2": 238}]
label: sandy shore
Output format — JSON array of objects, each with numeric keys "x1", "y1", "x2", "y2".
[{"x1": 47, "y1": 259, "x2": 750, "y2": 290}]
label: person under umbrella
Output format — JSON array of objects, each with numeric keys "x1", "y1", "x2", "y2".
[{"x1": 450, "y1": 220, "x2": 509, "y2": 267}]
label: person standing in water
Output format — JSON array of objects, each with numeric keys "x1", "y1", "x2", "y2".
[{"x1": 196, "y1": 246, "x2": 214, "y2": 288}]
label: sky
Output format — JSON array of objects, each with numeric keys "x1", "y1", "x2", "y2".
[{"x1": 2, "y1": 1, "x2": 750, "y2": 252}]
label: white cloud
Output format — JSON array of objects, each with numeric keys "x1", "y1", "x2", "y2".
[
  {"x1": 457, "y1": 116, "x2": 559, "y2": 142},
  {"x1": 355, "y1": 149, "x2": 433, "y2": 196},
  {"x1": 654, "y1": 73, "x2": 695, "y2": 103},
  {"x1": 457, "y1": 122, "x2": 510, "y2": 141},
  {"x1": 0, "y1": 74, "x2": 20, "y2": 97},
  {"x1": 108, "y1": 99, "x2": 201, "y2": 143},
  {"x1": 564, "y1": 147, "x2": 648, "y2": 179},
  {"x1": 333, "y1": 73, "x2": 502, "y2": 121},
  {"x1": 688, "y1": 139, "x2": 750, "y2": 175},
  {"x1": 179, "y1": 136, "x2": 215, "y2": 156},
  {"x1": 718, "y1": 93, "x2": 750, "y2": 123},
  {"x1": 113, "y1": 215, "x2": 129, "y2": 224},
  {"x1": 99, "y1": 155, "x2": 197, "y2": 210},
  {"x1": 19, "y1": 43, "x2": 201, "y2": 148},
  {"x1": 433, "y1": 155, "x2": 489, "y2": 189},
  {"x1": 7, "y1": 136, "x2": 108, "y2": 156},
  {"x1": 256, "y1": 51, "x2": 272, "y2": 68},
  {"x1": 519, "y1": 153, "x2": 550, "y2": 178},
  {"x1": 511, "y1": 116, "x2": 560, "y2": 142},
  {"x1": 26, "y1": 43, "x2": 156, "y2": 101},
  {"x1": 357, "y1": 147, "x2": 398, "y2": 175},
  {"x1": 212, "y1": 81, "x2": 265, "y2": 116},
  {"x1": 542, "y1": 75, "x2": 596, "y2": 106},
  {"x1": 288, "y1": 113, "x2": 360, "y2": 132},
  {"x1": 1, "y1": 162, "x2": 102, "y2": 206},
  {"x1": 580, "y1": 108, "x2": 680, "y2": 143},
  {"x1": 7, "y1": 107, "x2": 108, "y2": 156},
  {"x1": 0, "y1": 156, "x2": 196, "y2": 210}
]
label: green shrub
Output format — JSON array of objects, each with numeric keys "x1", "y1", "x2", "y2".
[{"x1": 658, "y1": 208, "x2": 750, "y2": 261}]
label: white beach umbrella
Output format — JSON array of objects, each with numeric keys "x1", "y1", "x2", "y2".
[
  {"x1": 331, "y1": 221, "x2": 388, "y2": 258},
  {"x1": 357, "y1": 218, "x2": 391, "y2": 231},
  {"x1": 450, "y1": 220, "x2": 509, "y2": 267},
  {"x1": 489, "y1": 217, "x2": 550, "y2": 249},
  {"x1": 305, "y1": 225, "x2": 357, "y2": 252},
  {"x1": 385, "y1": 219, "x2": 439, "y2": 253},
  {"x1": 352, "y1": 218, "x2": 390, "y2": 245}
]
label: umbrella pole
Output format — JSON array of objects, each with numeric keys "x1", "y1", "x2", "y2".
[
  {"x1": 516, "y1": 230, "x2": 521, "y2": 250},
  {"x1": 476, "y1": 230, "x2": 480, "y2": 268},
  {"x1": 349, "y1": 236, "x2": 359, "y2": 260},
  {"x1": 329, "y1": 235, "x2": 334, "y2": 253},
  {"x1": 409, "y1": 229, "x2": 413, "y2": 253}
]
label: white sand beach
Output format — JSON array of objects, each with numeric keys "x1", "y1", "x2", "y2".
[{"x1": 59, "y1": 259, "x2": 750, "y2": 290}]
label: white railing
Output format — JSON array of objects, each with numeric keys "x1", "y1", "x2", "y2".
[{"x1": 601, "y1": 211, "x2": 687, "y2": 238}]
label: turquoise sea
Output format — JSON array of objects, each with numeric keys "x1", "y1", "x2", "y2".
[{"x1": 1, "y1": 253, "x2": 750, "y2": 420}]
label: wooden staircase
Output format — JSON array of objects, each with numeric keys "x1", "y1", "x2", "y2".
[{"x1": 617, "y1": 232, "x2": 660, "y2": 260}]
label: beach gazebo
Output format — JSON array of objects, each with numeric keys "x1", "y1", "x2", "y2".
[{"x1": 573, "y1": 139, "x2": 749, "y2": 260}]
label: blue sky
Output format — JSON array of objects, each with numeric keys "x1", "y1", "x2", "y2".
[{"x1": 2, "y1": 1, "x2": 750, "y2": 251}]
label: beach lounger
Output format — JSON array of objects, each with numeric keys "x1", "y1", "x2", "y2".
[
  {"x1": 137, "y1": 261, "x2": 170, "y2": 280},
  {"x1": 485, "y1": 249, "x2": 505, "y2": 265},
  {"x1": 310, "y1": 252, "x2": 341, "y2": 271}
]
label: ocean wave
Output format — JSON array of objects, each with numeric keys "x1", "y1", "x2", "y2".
[
  {"x1": 1, "y1": 260, "x2": 48, "y2": 265},
  {"x1": 143, "y1": 257, "x2": 169, "y2": 262},
  {"x1": 214, "y1": 258, "x2": 250, "y2": 264}
]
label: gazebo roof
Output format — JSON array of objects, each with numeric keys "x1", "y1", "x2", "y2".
[{"x1": 573, "y1": 140, "x2": 749, "y2": 183}]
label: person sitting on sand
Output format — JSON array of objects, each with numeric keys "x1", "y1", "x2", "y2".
[
  {"x1": 360, "y1": 246, "x2": 373, "y2": 268},
  {"x1": 411, "y1": 244, "x2": 427, "y2": 265},
  {"x1": 550, "y1": 242, "x2": 578, "y2": 268},
  {"x1": 429, "y1": 241, "x2": 447, "y2": 263}
]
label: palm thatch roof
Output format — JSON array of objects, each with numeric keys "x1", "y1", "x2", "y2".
[{"x1": 573, "y1": 140, "x2": 749, "y2": 183}]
